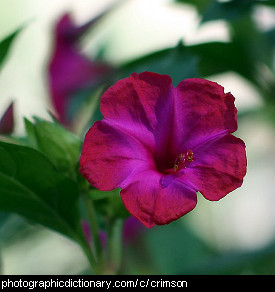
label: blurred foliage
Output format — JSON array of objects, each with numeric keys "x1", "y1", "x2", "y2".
[
  {"x1": 0, "y1": 28, "x2": 22, "y2": 72},
  {"x1": 24, "y1": 117, "x2": 82, "y2": 176},
  {"x1": 120, "y1": 220, "x2": 275, "y2": 275},
  {"x1": 0, "y1": 0, "x2": 275, "y2": 275},
  {"x1": 119, "y1": 0, "x2": 275, "y2": 118},
  {"x1": 90, "y1": 188, "x2": 130, "y2": 223},
  {"x1": 119, "y1": 42, "x2": 199, "y2": 85},
  {"x1": 145, "y1": 221, "x2": 275, "y2": 275},
  {"x1": 0, "y1": 141, "x2": 81, "y2": 239}
]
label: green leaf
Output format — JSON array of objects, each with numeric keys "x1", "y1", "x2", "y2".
[
  {"x1": 69, "y1": 87, "x2": 104, "y2": 137},
  {"x1": 24, "y1": 117, "x2": 82, "y2": 175},
  {"x1": 0, "y1": 141, "x2": 81, "y2": 239},
  {"x1": 0, "y1": 28, "x2": 22, "y2": 72},
  {"x1": 176, "y1": 0, "x2": 267, "y2": 21},
  {"x1": 119, "y1": 40, "x2": 254, "y2": 84},
  {"x1": 230, "y1": 15, "x2": 274, "y2": 73},
  {"x1": 187, "y1": 241, "x2": 275, "y2": 275},
  {"x1": 119, "y1": 42, "x2": 198, "y2": 86},
  {"x1": 257, "y1": 0, "x2": 275, "y2": 7},
  {"x1": 175, "y1": 0, "x2": 213, "y2": 14},
  {"x1": 201, "y1": 0, "x2": 255, "y2": 23},
  {"x1": 0, "y1": 213, "x2": 35, "y2": 245},
  {"x1": 145, "y1": 220, "x2": 215, "y2": 274},
  {"x1": 188, "y1": 41, "x2": 256, "y2": 81},
  {"x1": 0, "y1": 212, "x2": 10, "y2": 230},
  {"x1": 90, "y1": 188, "x2": 129, "y2": 220},
  {"x1": 265, "y1": 27, "x2": 275, "y2": 48},
  {"x1": 145, "y1": 217, "x2": 275, "y2": 275}
]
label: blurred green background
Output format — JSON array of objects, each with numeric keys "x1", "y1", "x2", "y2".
[{"x1": 0, "y1": 0, "x2": 275, "y2": 274}]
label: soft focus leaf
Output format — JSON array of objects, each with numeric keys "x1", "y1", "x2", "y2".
[
  {"x1": 120, "y1": 40, "x2": 254, "y2": 84},
  {"x1": 90, "y1": 188, "x2": 130, "y2": 220},
  {"x1": 228, "y1": 15, "x2": 275, "y2": 104},
  {"x1": 146, "y1": 219, "x2": 275, "y2": 275},
  {"x1": 175, "y1": 0, "x2": 212, "y2": 13},
  {"x1": 0, "y1": 213, "x2": 10, "y2": 230},
  {"x1": 0, "y1": 28, "x2": 22, "y2": 72},
  {"x1": 176, "y1": 0, "x2": 271, "y2": 19},
  {"x1": 68, "y1": 86, "x2": 104, "y2": 136},
  {"x1": 258, "y1": 0, "x2": 275, "y2": 7},
  {"x1": 234, "y1": 17, "x2": 274, "y2": 73},
  {"x1": 119, "y1": 42, "x2": 198, "y2": 85},
  {"x1": 201, "y1": 0, "x2": 255, "y2": 23},
  {"x1": 188, "y1": 41, "x2": 256, "y2": 81},
  {"x1": 175, "y1": 0, "x2": 274, "y2": 90},
  {"x1": 265, "y1": 27, "x2": 275, "y2": 49},
  {"x1": 187, "y1": 241, "x2": 275, "y2": 275},
  {"x1": 0, "y1": 141, "x2": 81, "y2": 239},
  {"x1": 145, "y1": 220, "x2": 215, "y2": 274},
  {"x1": 0, "y1": 213, "x2": 40, "y2": 252},
  {"x1": 24, "y1": 117, "x2": 81, "y2": 174},
  {"x1": 24, "y1": 118, "x2": 38, "y2": 148}
]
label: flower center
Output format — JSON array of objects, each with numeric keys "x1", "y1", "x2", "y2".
[{"x1": 174, "y1": 150, "x2": 195, "y2": 171}]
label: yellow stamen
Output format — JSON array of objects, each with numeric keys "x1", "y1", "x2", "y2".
[{"x1": 173, "y1": 150, "x2": 194, "y2": 172}]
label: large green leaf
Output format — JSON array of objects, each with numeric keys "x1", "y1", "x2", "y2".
[
  {"x1": 188, "y1": 41, "x2": 256, "y2": 81},
  {"x1": 0, "y1": 141, "x2": 81, "y2": 239},
  {"x1": 0, "y1": 28, "x2": 22, "y2": 72},
  {"x1": 119, "y1": 41, "x2": 255, "y2": 83}
]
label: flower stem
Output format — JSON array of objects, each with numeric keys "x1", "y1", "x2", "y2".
[
  {"x1": 106, "y1": 218, "x2": 124, "y2": 274},
  {"x1": 70, "y1": 224, "x2": 100, "y2": 274},
  {"x1": 77, "y1": 236, "x2": 98, "y2": 274},
  {"x1": 83, "y1": 193, "x2": 103, "y2": 267}
]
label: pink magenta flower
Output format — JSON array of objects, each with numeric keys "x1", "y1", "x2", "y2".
[
  {"x1": 80, "y1": 72, "x2": 247, "y2": 228},
  {"x1": 48, "y1": 13, "x2": 112, "y2": 126}
]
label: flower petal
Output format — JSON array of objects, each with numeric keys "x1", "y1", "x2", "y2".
[
  {"x1": 0, "y1": 102, "x2": 14, "y2": 135},
  {"x1": 184, "y1": 134, "x2": 247, "y2": 201},
  {"x1": 49, "y1": 50, "x2": 110, "y2": 124},
  {"x1": 120, "y1": 170, "x2": 197, "y2": 227},
  {"x1": 80, "y1": 119, "x2": 153, "y2": 191},
  {"x1": 123, "y1": 216, "x2": 144, "y2": 243},
  {"x1": 100, "y1": 72, "x2": 174, "y2": 160},
  {"x1": 173, "y1": 78, "x2": 237, "y2": 154},
  {"x1": 48, "y1": 13, "x2": 112, "y2": 126}
]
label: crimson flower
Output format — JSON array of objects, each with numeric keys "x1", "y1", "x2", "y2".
[
  {"x1": 48, "y1": 13, "x2": 112, "y2": 126},
  {"x1": 80, "y1": 72, "x2": 247, "y2": 228}
]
